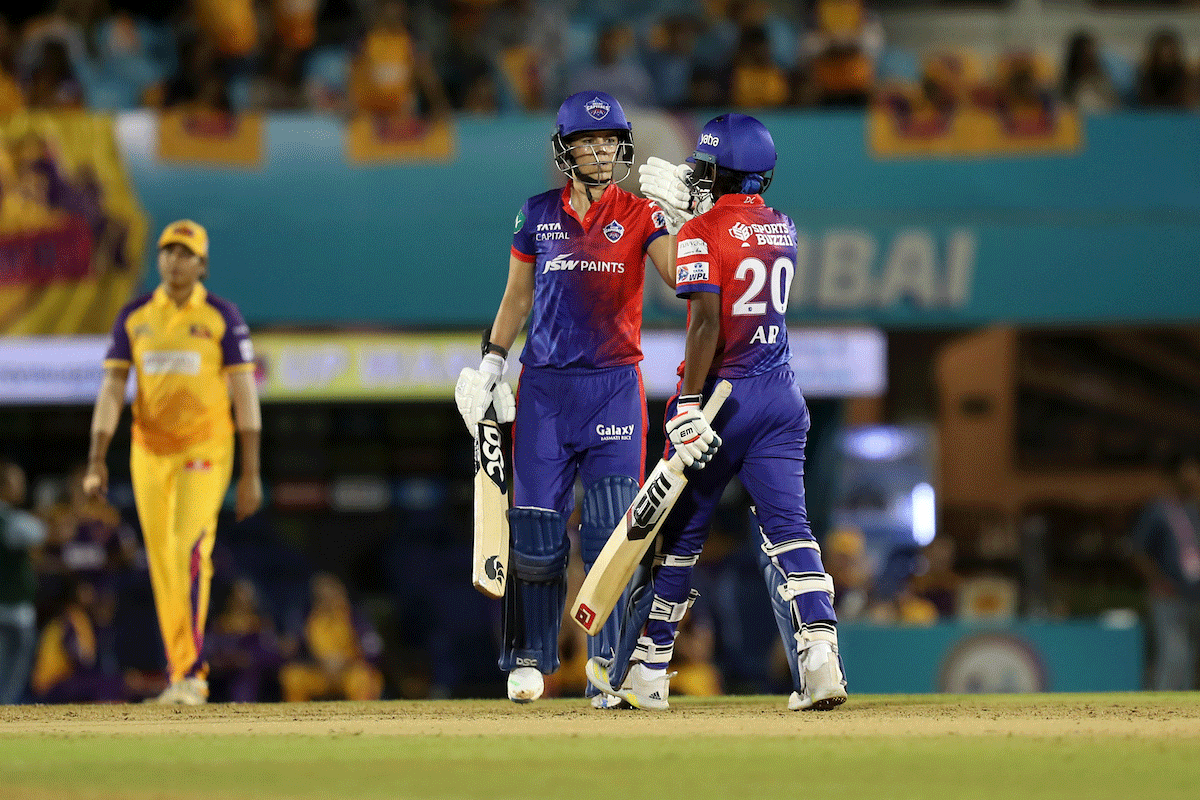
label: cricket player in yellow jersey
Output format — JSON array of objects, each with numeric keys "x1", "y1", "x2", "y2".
[{"x1": 83, "y1": 220, "x2": 263, "y2": 705}]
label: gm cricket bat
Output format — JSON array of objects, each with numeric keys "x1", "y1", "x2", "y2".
[
  {"x1": 571, "y1": 380, "x2": 732, "y2": 635},
  {"x1": 472, "y1": 403, "x2": 510, "y2": 599}
]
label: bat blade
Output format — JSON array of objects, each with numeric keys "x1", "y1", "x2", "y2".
[
  {"x1": 570, "y1": 380, "x2": 732, "y2": 635},
  {"x1": 472, "y1": 413, "x2": 510, "y2": 598}
]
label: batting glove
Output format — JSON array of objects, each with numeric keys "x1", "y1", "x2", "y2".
[
  {"x1": 491, "y1": 381, "x2": 516, "y2": 424},
  {"x1": 640, "y1": 157, "x2": 694, "y2": 235},
  {"x1": 455, "y1": 353, "x2": 506, "y2": 430},
  {"x1": 666, "y1": 394, "x2": 722, "y2": 469}
]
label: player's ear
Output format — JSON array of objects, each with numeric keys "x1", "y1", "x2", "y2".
[{"x1": 199, "y1": 256, "x2": 209, "y2": 281}]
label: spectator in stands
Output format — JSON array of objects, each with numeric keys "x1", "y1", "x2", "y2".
[
  {"x1": 475, "y1": 0, "x2": 569, "y2": 112},
  {"x1": 29, "y1": 578, "x2": 126, "y2": 703},
  {"x1": 1136, "y1": 29, "x2": 1194, "y2": 109},
  {"x1": 24, "y1": 40, "x2": 86, "y2": 108},
  {"x1": 563, "y1": 23, "x2": 656, "y2": 108},
  {"x1": 161, "y1": 34, "x2": 232, "y2": 111},
  {"x1": 643, "y1": 14, "x2": 701, "y2": 109},
  {"x1": 0, "y1": 17, "x2": 24, "y2": 115},
  {"x1": 909, "y1": 534, "x2": 961, "y2": 620},
  {"x1": 730, "y1": 24, "x2": 789, "y2": 109},
  {"x1": 798, "y1": 0, "x2": 883, "y2": 107},
  {"x1": 248, "y1": 41, "x2": 308, "y2": 110},
  {"x1": 1, "y1": 460, "x2": 47, "y2": 704},
  {"x1": 193, "y1": 0, "x2": 259, "y2": 62},
  {"x1": 272, "y1": 0, "x2": 320, "y2": 54},
  {"x1": 1059, "y1": 30, "x2": 1121, "y2": 113},
  {"x1": 1130, "y1": 451, "x2": 1200, "y2": 691},
  {"x1": 279, "y1": 572, "x2": 384, "y2": 701},
  {"x1": 206, "y1": 578, "x2": 285, "y2": 702},
  {"x1": 823, "y1": 526, "x2": 870, "y2": 621},
  {"x1": 989, "y1": 51, "x2": 1058, "y2": 135},
  {"x1": 92, "y1": 12, "x2": 166, "y2": 110},
  {"x1": 349, "y1": 0, "x2": 449, "y2": 118}
]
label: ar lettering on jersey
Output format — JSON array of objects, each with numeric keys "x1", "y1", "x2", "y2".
[
  {"x1": 543, "y1": 252, "x2": 626, "y2": 275},
  {"x1": 677, "y1": 238, "x2": 708, "y2": 258},
  {"x1": 749, "y1": 325, "x2": 781, "y2": 344},
  {"x1": 677, "y1": 262, "x2": 710, "y2": 284},
  {"x1": 141, "y1": 350, "x2": 202, "y2": 375}
]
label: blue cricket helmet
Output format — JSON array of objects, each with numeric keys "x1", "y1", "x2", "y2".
[
  {"x1": 687, "y1": 113, "x2": 776, "y2": 197},
  {"x1": 552, "y1": 91, "x2": 635, "y2": 185},
  {"x1": 555, "y1": 90, "x2": 632, "y2": 139}
]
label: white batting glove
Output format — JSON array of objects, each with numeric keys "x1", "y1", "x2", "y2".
[
  {"x1": 491, "y1": 381, "x2": 515, "y2": 424},
  {"x1": 640, "y1": 157, "x2": 693, "y2": 235},
  {"x1": 455, "y1": 353, "x2": 506, "y2": 430},
  {"x1": 666, "y1": 394, "x2": 722, "y2": 469}
]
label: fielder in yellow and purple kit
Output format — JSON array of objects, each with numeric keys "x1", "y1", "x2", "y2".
[
  {"x1": 588, "y1": 114, "x2": 848, "y2": 712},
  {"x1": 84, "y1": 220, "x2": 263, "y2": 705},
  {"x1": 454, "y1": 91, "x2": 676, "y2": 705}
]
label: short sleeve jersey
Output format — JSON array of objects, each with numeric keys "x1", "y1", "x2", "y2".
[
  {"x1": 511, "y1": 183, "x2": 668, "y2": 369},
  {"x1": 674, "y1": 193, "x2": 797, "y2": 379},
  {"x1": 104, "y1": 284, "x2": 255, "y2": 455}
]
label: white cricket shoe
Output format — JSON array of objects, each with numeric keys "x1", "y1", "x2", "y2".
[
  {"x1": 790, "y1": 641, "x2": 847, "y2": 711},
  {"x1": 590, "y1": 693, "x2": 630, "y2": 709},
  {"x1": 507, "y1": 667, "x2": 544, "y2": 704},
  {"x1": 155, "y1": 677, "x2": 208, "y2": 706},
  {"x1": 588, "y1": 658, "x2": 671, "y2": 711}
]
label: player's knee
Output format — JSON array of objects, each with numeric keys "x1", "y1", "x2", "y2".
[
  {"x1": 509, "y1": 507, "x2": 569, "y2": 582},
  {"x1": 580, "y1": 475, "x2": 639, "y2": 565}
]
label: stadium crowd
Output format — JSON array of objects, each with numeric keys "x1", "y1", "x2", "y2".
[{"x1": 0, "y1": 0, "x2": 1198, "y2": 119}]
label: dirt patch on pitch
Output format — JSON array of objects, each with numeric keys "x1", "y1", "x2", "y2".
[{"x1": 2, "y1": 695, "x2": 1199, "y2": 739}]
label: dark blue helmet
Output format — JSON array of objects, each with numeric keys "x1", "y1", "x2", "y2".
[
  {"x1": 687, "y1": 113, "x2": 776, "y2": 199},
  {"x1": 552, "y1": 91, "x2": 635, "y2": 185}
]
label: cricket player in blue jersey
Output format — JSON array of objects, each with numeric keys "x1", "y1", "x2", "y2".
[
  {"x1": 455, "y1": 91, "x2": 677, "y2": 706},
  {"x1": 587, "y1": 113, "x2": 848, "y2": 711}
]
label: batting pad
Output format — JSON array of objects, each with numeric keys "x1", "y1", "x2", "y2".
[
  {"x1": 580, "y1": 475, "x2": 640, "y2": 687},
  {"x1": 499, "y1": 508, "x2": 568, "y2": 673}
]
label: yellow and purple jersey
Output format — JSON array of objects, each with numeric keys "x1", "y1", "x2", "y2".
[
  {"x1": 104, "y1": 284, "x2": 254, "y2": 456},
  {"x1": 674, "y1": 194, "x2": 797, "y2": 379},
  {"x1": 511, "y1": 184, "x2": 667, "y2": 369}
]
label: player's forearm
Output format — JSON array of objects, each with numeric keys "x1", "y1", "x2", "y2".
[
  {"x1": 681, "y1": 298, "x2": 721, "y2": 395},
  {"x1": 237, "y1": 428, "x2": 261, "y2": 478},
  {"x1": 648, "y1": 234, "x2": 677, "y2": 289},
  {"x1": 228, "y1": 371, "x2": 262, "y2": 475},
  {"x1": 88, "y1": 370, "x2": 127, "y2": 463}
]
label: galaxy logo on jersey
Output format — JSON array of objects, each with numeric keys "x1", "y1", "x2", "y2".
[
  {"x1": 543, "y1": 252, "x2": 626, "y2": 274},
  {"x1": 596, "y1": 423, "x2": 635, "y2": 441},
  {"x1": 603, "y1": 220, "x2": 625, "y2": 243},
  {"x1": 677, "y1": 262, "x2": 710, "y2": 284},
  {"x1": 730, "y1": 223, "x2": 752, "y2": 242},
  {"x1": 651, "y1": 208, "x2": 668, "y2": 230},
  {"x1": 585, "y1": 97, "x2": 611, "y2": 120},
  {"x1": 678, "y1": 238, "x2": 708, "y2": 258}
]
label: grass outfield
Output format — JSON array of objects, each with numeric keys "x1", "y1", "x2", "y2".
[{"x1": 3, "y1": 694, "x2": 1200, "y2": 800}]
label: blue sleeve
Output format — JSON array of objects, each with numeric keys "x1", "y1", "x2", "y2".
[{"x1": 511, "y1": 199, "x2": 535, "y2": 258}]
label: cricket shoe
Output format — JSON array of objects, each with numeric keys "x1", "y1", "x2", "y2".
[
  {"x1": 585, "y1": 658, "x2": 631, "y2": 709},
  {"x1": 590, "y1": 693, "x2": 630, "y2": 709},
  {"x1": 507, "y1": 667, "x2": 544, "y2": 704},
  {"x1": 790, "y1": 641, "x2": 847, "y2": 711},
  {"x1": 155, "y1": 677, "x2": 208, "y2": 706},
  {"x1": 586, "y1": 658, "x2": 670, "y2": 711}
]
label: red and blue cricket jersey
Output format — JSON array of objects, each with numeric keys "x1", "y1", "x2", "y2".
[
  {"x1": 673, "y1": 193, "x2": 797, "y2": 379},
  {"x1": 511, "y1": 183, "x2": 668, "y2": 369}
]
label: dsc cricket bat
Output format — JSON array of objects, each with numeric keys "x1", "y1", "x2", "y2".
[
  {"x1": 571, "y1": 380, "x2": 732, "y2": 635},
  {"x1": 472, "y1": 403, "x2": 510, "y2": 599}
]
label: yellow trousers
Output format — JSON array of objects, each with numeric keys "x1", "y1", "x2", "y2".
[{"x1": 131, "y1": 437, "x2": 233, "y2": 684}]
